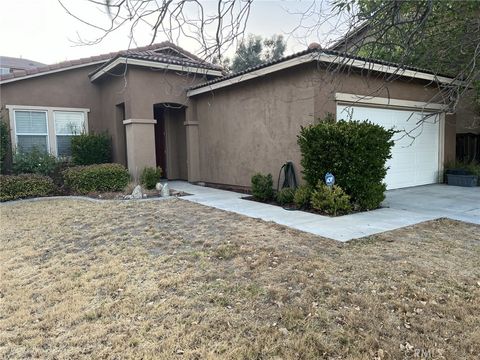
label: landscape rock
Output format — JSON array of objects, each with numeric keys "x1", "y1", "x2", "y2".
[
  {"x1": 155, "y1": 182, "x2": 163, "y2": 191},
  {"x1": 161, "y1": 183, "x2": 169, "y2": 197},
  {"x1": 131, "y1": 185, "x2": 143, "y2": 199}
]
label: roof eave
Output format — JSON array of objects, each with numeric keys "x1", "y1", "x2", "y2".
[
  {"x1": 0, "y1": 60, "x2": 106, "y2": 85},
  {"x1": 187, "y1": 51, "x2": 461, "y2": 97},
  {"x1": 89, "y1": 57, "x2": 224, "y2": 82}
]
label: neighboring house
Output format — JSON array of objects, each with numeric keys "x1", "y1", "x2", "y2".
[
  {"x1": 0, "y1": 41, "x2": 473, "y2": 189},
  {"x1": 0, "y1": 56, "x2": 46, "y2": 75}
]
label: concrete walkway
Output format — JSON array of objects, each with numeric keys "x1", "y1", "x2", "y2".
[{"x1": 170, "y1": 181, "x2": 480, "y2": 242}]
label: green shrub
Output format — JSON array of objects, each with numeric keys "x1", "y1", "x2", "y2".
[
  {"x1": 71, "y1": 133, "x2": 112, "y2": 165},
  {"x1": 294, "y1": 184, "x2": 313, "y2": 209},
  {"x1": 13, "y1": 148, "x2": 57, "y2": 176},
  {"x1": 276, "y1": 187, "x2": 296, "y2": 205},
  {"x1": 63, "y1": 163, "x2": 130, "y2": 194},
  {"x1": 298, "y1": 118, "x2": 394, "y2": 210},
  {"x1": 0, "y1": 121, "x2": 9, "y2": 171},
  {"x1": 140, "y1": 167, "x2": 163, "y2": 189},
  {"x1": 311, "y1": 183, "x2": 352, "y2": 216},
  {"x1": 251, "y1": 173, "x2": 274, "y2": 201},
  {"x1": 0, "y1": 174, "x2": 56, "y2": 201}
]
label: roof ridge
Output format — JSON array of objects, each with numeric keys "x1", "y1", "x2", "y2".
[{"x1": 0, "y1": 41, "x2": 218, "y2": 83}]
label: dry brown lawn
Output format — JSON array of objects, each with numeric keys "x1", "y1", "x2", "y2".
[{"x1": 0, "y1": 198, "x2": 479, "y2": 359}]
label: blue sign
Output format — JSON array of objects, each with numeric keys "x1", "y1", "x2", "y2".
[{"x1": 325, "y1": 172, "x2": 335, "y2": 187}]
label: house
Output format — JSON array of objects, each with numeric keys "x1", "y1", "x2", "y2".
[
  {"x1": 0, "y1": 41, "x2": 474, "y2": 190},
  {"x1": 0, "y1": 56, "x2": 46, "y2": 75}
]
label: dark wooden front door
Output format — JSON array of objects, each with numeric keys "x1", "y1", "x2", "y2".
[{"x1": 154, "y1": 106, "x2": 167, "y2": 177}]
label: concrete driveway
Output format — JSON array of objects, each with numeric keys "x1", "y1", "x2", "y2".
[
  {"x1": 384, "y1": 184, "x2": 480, "y2": 225},
  {"x1": 170, "y1": 181, "x2": 479, "y2": 241}
]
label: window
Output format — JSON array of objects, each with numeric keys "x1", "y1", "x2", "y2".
[
  {"x1": 54, "y1": 111, "x2": 85, "y2": 157},
  {"x1": 9, "y1": 106, "x2": 89, "y2": 158},
  {"x1": 14, "y1": 110, "x2": 49, "y2": 153}
]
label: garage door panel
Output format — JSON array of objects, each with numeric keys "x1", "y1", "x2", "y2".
[{"x1": 337, "y1": 104, "x2": 440, "y2": 189}]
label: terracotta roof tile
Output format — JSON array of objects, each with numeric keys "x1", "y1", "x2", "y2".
[{"x1": 1, "y1": 41, "x2": 217, "y2": 83}]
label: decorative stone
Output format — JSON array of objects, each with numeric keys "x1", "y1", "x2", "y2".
[
  {"x1": 124, "y1": 195, "x2": 133, "y2": 200},
  {"x1": 161, "y1": 183, "x2": 169, "y2": 197},
  {"x1": 131, "y1": 185, "x2": 143, "y2": 199},
  {"x1": 155, "y1": 182, "x2": 163, "y2": 191}
]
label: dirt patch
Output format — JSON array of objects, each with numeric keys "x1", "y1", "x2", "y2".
[{"x1": 1, "y1": 199, "x2": 479, "y2": 359}]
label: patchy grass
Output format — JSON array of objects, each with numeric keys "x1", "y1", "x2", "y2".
[{"x1": 0, "y1": 198, "x2": 479, "y2": 359}]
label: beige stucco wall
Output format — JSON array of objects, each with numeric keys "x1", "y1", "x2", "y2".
[
  {"x1": 0, "y1": 65, "x2": 102, "y2": 129},
  {"x1": 190, "y1": 62, "x2": 457, "y2": 188},
  {"x1": 456, "y1": 91, "x2": 480, "y2": 134}
]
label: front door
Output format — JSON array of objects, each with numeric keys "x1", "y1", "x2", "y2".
[{"x1": 154, "y1": 106, "x2": 167, "y2": 177}]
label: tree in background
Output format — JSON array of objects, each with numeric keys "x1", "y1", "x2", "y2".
[
  {"x1": 228, "y1": 34, "x2": 286, "y2": 73},
  {"x1": 332, "y1": 0, "x2": 480, "y2": 112}
]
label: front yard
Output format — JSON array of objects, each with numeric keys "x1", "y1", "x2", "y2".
[{"x1": 1, "y1": 198, "x2": 479, "y2": 359}]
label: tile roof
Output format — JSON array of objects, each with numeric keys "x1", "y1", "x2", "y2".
[
  {"x1": 0, "y1": 56, "x2": 46, "y2": 70},
  {"x1": 0, "y1": 42, "x2": 220, "y2": 83},
  {"x1": 189, "y1": 46, "x2": 455, "y2": 92},
  {"x1": 90, "y1": 48, "x2": 223, "y2": 78}
]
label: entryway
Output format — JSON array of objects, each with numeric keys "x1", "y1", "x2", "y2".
[{"x1": 153, "y1": 103, "x2": 188, "y2": 180}]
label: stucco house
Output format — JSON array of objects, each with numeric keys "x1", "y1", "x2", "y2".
[{"x1": 1, "y1": 41, "x2": 476, "y2": 190}]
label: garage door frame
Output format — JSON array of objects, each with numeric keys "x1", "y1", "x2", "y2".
[{"x1": 335, "y1": 92, "x2": 447, "y2": 188}]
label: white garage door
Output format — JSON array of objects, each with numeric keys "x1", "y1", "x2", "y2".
[{"x1": 336, "y1": 104, "x2": 440, "y2": 189}]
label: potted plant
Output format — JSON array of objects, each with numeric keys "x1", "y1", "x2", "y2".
[{"x1": 445, "y1": 161, "x2": 479, "y2": 187}]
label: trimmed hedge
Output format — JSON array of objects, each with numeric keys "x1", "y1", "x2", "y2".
[
  {"x1": 0, "y1": 174, "x2": 56, "y2": 201},
  {"x1": 63, "y1": 163, "x2": 130, "y2": 194},
  {"x1": 13, "y1": 148, "x2": 57, "y2": 176},
  {"x1": 71, "y1": 133, "x2": 112, "y2": 165},
  {"x1": 298, "y1": 119, "x2": 394, "y2": 210}
]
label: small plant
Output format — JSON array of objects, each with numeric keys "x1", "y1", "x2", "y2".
[
  {"x1": 251, "y1": 173, "x2": 274, "y2": 201},
  {"x1": 311, "y1": 182, "x2": 352, "y2": 216},
  {"x1": 276, "y1": 187, "x2": 295, "y2": 205},
  {"x1": 293, "y1": 184, "x2": 313, "y2": 209},
  {"x1": 0, "y1": 120, "x2": 9, "y2": 172},
  {"x1": 71, "y1": 133, "x2": 112, "y2": 165},
  {"x1": 13, "y1": 148, "x2": 57, "y2": 176},
  {"x1": 140, "y1": 166, "x2": 163, "y2": 189},
  {"x1": 0, "y1": 174, "x2": 56, "y2": 201},
  {"x1": 63, "y1": 163, "x2": 130, "y2": 194}
]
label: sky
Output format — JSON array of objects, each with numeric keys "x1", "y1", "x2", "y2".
[{"x1": 0, "y1": 0, "x2": 348, "y2": 65}]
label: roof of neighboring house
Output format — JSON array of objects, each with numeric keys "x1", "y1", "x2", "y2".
[
  {"x1": 188, "y1": 45, "x2": 458, "y2": 96},
  {"x1": 0, "y1": 56, "x2": 46, "y2": 70},
  {"x1": 0, "y1": 42, "x2": 221, "y2": 84},
  {"x1": 328, "y1": 22, "x2": 370, "y2": 51}
]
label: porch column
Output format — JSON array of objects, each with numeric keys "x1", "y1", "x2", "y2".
[
  {"x1": 123, "y1": 119, "x2": 157, "y2": 181},
  {"x1": 185, "y1": 104, "x2": 201, "y2": 182}
]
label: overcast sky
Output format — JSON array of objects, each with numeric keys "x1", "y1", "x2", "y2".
[{"x1": 0, "y1": 0, "x2": 345, "y2": 65}]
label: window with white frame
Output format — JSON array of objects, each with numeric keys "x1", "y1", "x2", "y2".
[
  {"x1": 14, "y1": 110, "x2": 49, "y2": 153},
  {"x1": 54, "y1": 111, "x2": 85, "y2": 157},
  {"x1": 10, "y1": 106, "x2": 88, "y2": 157}
]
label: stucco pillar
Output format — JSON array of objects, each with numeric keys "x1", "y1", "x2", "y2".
[
  {"x1": 123, "y1": 119, "x2": 157, "y2": 181},
  {"x1": 185, "y1": 104, "x2": 201, "y2": 182}
]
